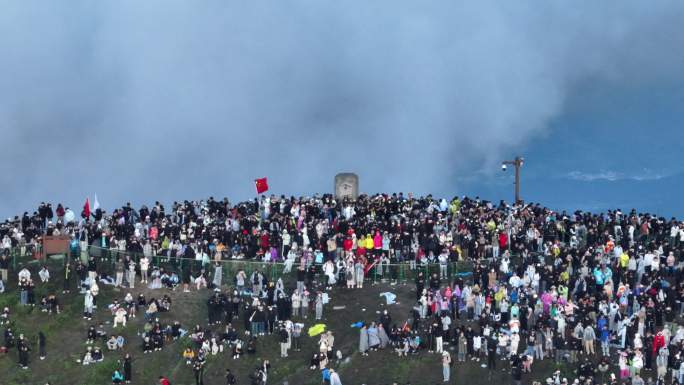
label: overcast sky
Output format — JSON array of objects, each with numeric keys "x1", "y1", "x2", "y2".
[{"x1": 1, "y1": 1, "x2": 683, "y2": 218}]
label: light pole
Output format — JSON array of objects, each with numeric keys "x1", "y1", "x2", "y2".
[{"x1": 501, "y1": 156, "x2": 524, "y2": 204}]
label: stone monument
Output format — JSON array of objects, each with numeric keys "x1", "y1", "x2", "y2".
[{"x1": 334, "y1": 172, "x2": 359, "y2": 200}]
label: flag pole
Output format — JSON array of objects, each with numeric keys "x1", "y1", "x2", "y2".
[{"x1": 255, "y1": 178, "x2": 261, "y2": 226}]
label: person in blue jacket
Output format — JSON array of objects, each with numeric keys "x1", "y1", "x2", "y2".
[{"x1": 112, "y1": 368, "x2": 124, "y2": 384}]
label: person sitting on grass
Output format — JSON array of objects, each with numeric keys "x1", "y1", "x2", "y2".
[
  {"x1": 92, "y1": 347, "x2": 104, "y2": 362},
  {"x1": 160, "y1": 271, "x2": 179, "y2": 290},
  {"x1": 183, "y1": 347, "x2": 195, "y2": 364},
  {"x1": 395, "y1": 336, "x2": 410, "y2": 357},
  {"x1": 96, "y1": 324, "x2": 108, "y2": 341},
  {"x1": 221, "y1": 323, "x2": 238, "y2": 347},
  {"x1": 246, "y1": 335, "x2": 257, "y2": 355},
  {"x1": 170, "y1": 321, "x2": 185, "y2": 340},
  {"x1": 190, "y1": 325, "x2": 205, "y2": 345},
  {"x1": 46, "y1": 294, "x2": 60, "y2": 314},
  {"x1": 86, "y1": 326, "x2": 97, "y2": 344},
  {"x1": 107, "y1": 336, "x2": 119, "y2": 351},
  {"x1": 232, "y1": 340, "x2": 243, "y2": 359},
  {"x1": 144, "y1": 300, "x2": 158, "y2": 321},
  {"x1": 112, "y1": 368, "x2": 124, "y2": 385},
  {"x1": 107, "y1": 335, "x2": 125, "y2": 351},
  {"x1": 142, "y1": 337, "x2": 153, "y2": 354},
  {"x1": 158, "y1": 295, "x2": 172, "y2": 312},
  {"x1": 124, "y1": 293, "x2": 137, "y2": 318},
  {"x1": 408, "y1": 333, "x2": 421, "y2": 355},
  {"x1": 149, "y1": 267, "x2": 163, "y2": 289},
  {"x1": 309, "y1": 353, "x2": 319, "y2": 370},
  {"x1": 113, "y1": 307, "x2": 128, "y2": 328},
  {"x1": 81, "y1": 347, "x2": 94, "y2": 365}
]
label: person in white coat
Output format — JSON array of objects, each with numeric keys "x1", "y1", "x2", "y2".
[
  {"x1": 139, "y1": 256, "x2": 150, "y2": 284},
  {"x1": 83, "y1": 291, "x2": 94, "y2": 320},
  {"x1": 18, "y1": 268, "x2": 31, "y2": 281},
  {"x1": 212, "y1": 262, "x2": 223, "y2": 288},
  {"x1": 442, "y1": 351, "x2": 452, "y2": 382},
  {"x1": 329, "y1": 368, "x2": 343, "y2": 385},
  {"x1": 283, "y1": 242, "x2": 297, "y2": 274},
  {"x1": 322, "y1": 260, "x2": 336, "y2": 288},
  {"x1": 38, "y1": 266, "x2": 50, "y2": 283}
]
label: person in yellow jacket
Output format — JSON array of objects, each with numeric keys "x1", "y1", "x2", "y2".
[
  {"x1": 357, "y1": 236, "x2": 366, "y2": 251},
  {"x1": 182, "y1": 347, "x2": 195, "y2": 365},
  {"x1": 364, "y1": 235, "x2": 374, "y2": 251},
  {"x1": 494, "y1": 286, "x2": 506, "y2": 309},
  {"x1": 619, "y1": 252, "x2": 629, "y2": 269},
  {"x1": 558, "y1": 284, "x2": 569, "y2": 301},
  {"x1": 449, "y1": 198, "x2": 460, "y2": 214}
]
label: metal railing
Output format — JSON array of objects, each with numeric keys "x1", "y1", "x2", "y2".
[
  {"x1": 1, "y1": 234, "x2": 572, "y2": 290},
  {"x1": 1, "y1": 244, "x2": 482, "y2": 285}
]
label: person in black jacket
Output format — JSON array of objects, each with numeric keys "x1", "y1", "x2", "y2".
[
  {"x1": 279, "y1": 324, "x2": 290, "y2": 358},
  {"x1": 414, "y1": 271, "x2": 425, "y2": 300},
  {"x1": 192, "y1": 358, "x2": 204, "y2": 385},
  {"x1": 0, "y1": 253, "x2": 10, "y2": 284},
  {"x1": 487, "y1": 336, "x2": 497, "y2": 372},
  {"x1": 207, "y1": 293, "x2": 219, "y2": 325},
  {"x1": 267, "y1": 307, "x2": 277, "y2": 335},
  {"x1": 123, "y1": 353, "x2": 132, "y2": 384},
  {"x1": 306, "y1": 265, "x2": 316, "y2": 288},
  {"x1": 17, "y1": 334, "x2": 30, "y2": 369},
  {"x1": 224, "y1": 369, "x2": 237, "y2": 385},
  {"x1": 429, "y1": 273, "x2": 440, "y2": 292},
  {"x1": 433, "y1": 322, "x2": 444, "y2": 353},
  {"x1": 249, "y1": 366, "x2": 264, "y2": 385},
  {"x1": 38, "y1": 331, "x2": 46, "y2": 360},
  {"x1": 511, "y1": 355, "x2": 523, "y2": 385}
]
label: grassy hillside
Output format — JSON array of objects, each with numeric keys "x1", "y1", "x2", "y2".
[{"x1": 0, "y1": 258, "x2": 598, "y2": 385}]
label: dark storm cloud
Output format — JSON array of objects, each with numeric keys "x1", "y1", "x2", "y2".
[{"x1": 1, "y1": 1, "x2": 683, "y2": 216}]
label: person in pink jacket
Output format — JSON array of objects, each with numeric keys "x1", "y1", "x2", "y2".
[{"x1": 373, "y1": 231, "x2": 383, "y2": 256}]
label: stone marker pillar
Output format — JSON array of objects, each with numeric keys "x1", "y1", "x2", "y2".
[{"x1": 334, "y1": 173, "x2": 359, "y2": 200}]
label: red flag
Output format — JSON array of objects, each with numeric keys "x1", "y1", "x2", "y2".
[
  {"x1": 255, "y1": 177, "x2": 269, "y2": 194},
  {"x1": 83, "y1": 198, "x2": 91, "y2": 219}
]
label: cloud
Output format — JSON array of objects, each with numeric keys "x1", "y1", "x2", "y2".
[
  {"x1": 565, "y1": 170, "x2": 669, "y2": 182},
  {"x1": 0, "y1": 1, "x2": 683, "y2": 216}
]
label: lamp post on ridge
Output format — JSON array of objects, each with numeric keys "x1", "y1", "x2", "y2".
[{"x1": 501, "y1": 156, "x2": 524, "y2": 204}]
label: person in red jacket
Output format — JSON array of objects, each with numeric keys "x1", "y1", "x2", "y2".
[
  {"x1": 498, "y1": 232, "x2": 508, "y2": 250},
  {"x1": 260, "y1": 231, "x2": 270, "y2": 250},
  {"x1": 158, "y1": 376, "x2": 171, "y2": 385},
  {"x1": 343, "y1": 236, "x2": 353, "y2": 253},
  {"x1": 653, "y1": 331, "x2": 666, "y2": 354}
]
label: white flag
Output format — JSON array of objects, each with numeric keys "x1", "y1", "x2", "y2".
[{"x1": 93, "y1": 194, "x2": 100, "y2": 211}]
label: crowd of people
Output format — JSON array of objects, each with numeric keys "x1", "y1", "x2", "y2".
[{"x1": 0, "y1": 193, "x2": 684, "y2": 385}]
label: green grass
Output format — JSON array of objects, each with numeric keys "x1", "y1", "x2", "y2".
[{"x1": 0, "y1": 262, "x2": 620, "y2": 385}]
